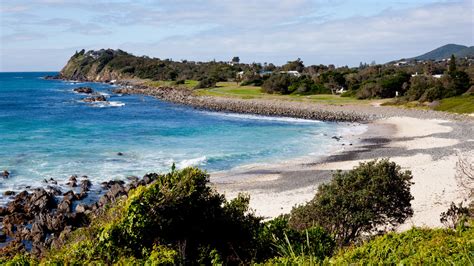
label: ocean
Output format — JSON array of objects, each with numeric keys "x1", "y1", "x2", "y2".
[{"x1": 0, "y1": 72, "x2": 363, "y2": 203}]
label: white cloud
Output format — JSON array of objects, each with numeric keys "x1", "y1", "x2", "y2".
[{"x1": 0, "y1": 0, "x2": 472, "y2": 71}]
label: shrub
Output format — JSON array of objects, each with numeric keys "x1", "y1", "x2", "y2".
[
  {"x1": 406, "y1": 75, "x2": 439, "y2": 101},
  {"x1": 331, "y1": 227, "x2": 474, "y2": 264},
  {"x1": 261, "y1": 74, "x2": 296, "y2": 94},
  {"x1": 356, "y1": 82, "x2": 382, "y2": 99},
  {"x1": 195, "y1": 76, "x2": 217, "y2": 89},
  {"x1": 41, "y1": 167, "x2": 263, "y2": 264},
  {"x1": 257, "y1": 215, "x2": 335, "y2": 262},
  {"x1": 289, "y1": 159, "x2": 414, "y2": 246},
  {"x1": 440, "y1": 202, "x2": 470, "y2": 229},
  {"x1": 419, "y1": 85, "x2": 443, "y2": 102}
]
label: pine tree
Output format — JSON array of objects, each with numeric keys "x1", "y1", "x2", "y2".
[{"x1": 449, "y1": 54, "x2": 456, "y2": 73}]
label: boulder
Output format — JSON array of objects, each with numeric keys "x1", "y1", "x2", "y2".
[
  {"x1": 4, "y1": 190, "x2": 15, "y2": 196},
  {"x1": 2, "y1": 170, "x2": 10, "y2": 178},
  {"x1": 0, "y1": 230, "x2": 7, "y2": 242},
  {"x1": 83, "y1": 95, "x2": 107, "y2": 102},
  {"x1": 25, "y1": 188, "x2": 57, "y2": 213},
  {"x1": 75, "y1": 204, "x2": 87, "y2": 214},
  {"x1": 80, "y1": 179, "x2": 92, "y2": 192},
  {"x1": 73, "y1": 87, "x2": 93, "y2": 94},
  {"x1": 57, "y1": 199, "x2": 71, "y2": 213}
]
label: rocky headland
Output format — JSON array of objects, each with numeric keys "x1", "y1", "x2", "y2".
[{"x1": 0, "y1": 173, "x2": 160, "y2": 257}]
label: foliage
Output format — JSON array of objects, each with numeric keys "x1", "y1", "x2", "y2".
[
  {"x1": 282, "y1": 58, "x2": 305, "y2": 72},
  {"x1": 330, "y1": 227, "x2": 474, "y2": 264},
  {"x1": 261, "y1": 74, "x2": 297, "y2": 94},
  {"x1": 36, "y1": 167, "x2": 263, "y2": 264},
  {"x1": 289, "y1": 159, "x2": 414, "y2": 246},
  {"x1": 256, "y1": 215, "x2": 335, "y2": 262},
  {"x1": 440, "y1": 202, "x2": 470, "y2": 229},
  {"x1": 195, "y1": 76, "x2": 217, "y2": 89}
]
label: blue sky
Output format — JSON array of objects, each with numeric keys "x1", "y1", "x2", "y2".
[{"x1": 0, "y1": 0, "x2": 472, "y2": 71}]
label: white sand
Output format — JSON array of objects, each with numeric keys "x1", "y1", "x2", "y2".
[{"x1": 214, "y1": 116, "x2": 471, "y2": 229}]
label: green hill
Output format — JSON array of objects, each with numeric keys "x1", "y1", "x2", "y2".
[{"x1": 411, "y1": 44, "x2": 474, "y2": 60}]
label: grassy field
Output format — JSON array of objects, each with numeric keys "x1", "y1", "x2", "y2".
[
  {"x1": 195, "y1": 82, "x2": 376, "y2": 105},
  {"x1": 145, "y1": 79, "x2": 198, "y2": 89},
  {"x1": 382, "y1": 95, "x2": 474, "y2": 114},
  {"x1": 143, "y1": 80, "x2": 473, "y2": 113},
  {"x1": 434, "y1": 95, "x2": 474, "y2": 114}
]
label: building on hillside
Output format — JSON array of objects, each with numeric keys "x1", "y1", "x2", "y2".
[
  {"x1": 258, "y1": 70, "x2": 273, "y2": 77},
  {"x1": 279, "y1": 70, "x2": 301, "y2": 77}
]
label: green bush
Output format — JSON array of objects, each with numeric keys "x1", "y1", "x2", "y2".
[
  {"x1": 261, "y1": 74, "x2": 297, "y2": 94},
  {"x1": 289, "y1": 159, "x2": 414, "y2": 246},
  {"x1": 195, "y1": 76, "x2": 217, "y2": 89},
  {"x1": 37, "y1": 167, "x2": 263, "y2": 264},
  {"x1": 257, "y1": 215, "x2": 335, "y2": 262},
  {"x1": 330, "y1": 227, "x2": 474, "y2": 264}
]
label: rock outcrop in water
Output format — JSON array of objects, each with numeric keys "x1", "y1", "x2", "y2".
[
  {"x1": 73, "y1": 87, "x2": 93, "y2": 94},
  {"x1": 83, "y1": 95, "x2": 107, "y2": 102}
]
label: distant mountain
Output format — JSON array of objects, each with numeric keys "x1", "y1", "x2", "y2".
[{"x1": 411, "y1": 44, "x2": 474, "y2": 61}]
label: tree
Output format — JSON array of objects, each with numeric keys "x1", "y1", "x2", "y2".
[
  {"x1": 261, "y1": 74, "x2": 296, "y2": 94},
  {"x1": 449, "y1": 54, "x2": 457, "y2": 73},
  {"x1": 282, "y1": 58, "x2": 305, "y2": 72},
  {"x1": 232, "y1": 56, "x2": 240, "y2": 63},
  {"x1": 289, "y1": 159, "x2": 414, "y2": 246}
]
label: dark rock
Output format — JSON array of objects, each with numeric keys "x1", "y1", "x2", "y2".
[
  {"x1": 101, "y1": 180, "x2": 125, "y2": 189},
  {"x1": 25, "y1": 188, "x2": 57, "y2": 213},
  {"x1": 63, "y1": 190, "x2": 75, "y2": 201},
  {"x1": 0, "y1": 230, "x2": 7, "y2": 242},
  {"x1": 6, "y1": 191, "x2": 29, "y2": 214},
  {"x1": 75, "y1": 204, "x2": 87, "y2": 214},
  {"x1": 126, "y1": 175, "x2": 138, "y2": 181},
  {"x1": 57, "y1": 200, "x2": 71, "y2": 213},
  {"x1": 2, "y1": 170, "x2": 10, "y2": 178},
  {"x1": 31, "y1": 222, "x2": 45, "y2": 243},
  {"x1": 73, "y1": 87, "x2": 93, "y2": 94},
  {"x1": 46, "y1": 185, "x2": 62, "y2": 196},
  {"x1": 66, "y1": 181, "x2": 77, "y2": 187},
  {"x1": 80, "y1": 179, "x2": 92, "y2": 192},
  {"x1": 75, "y1": 192, "x2": 87, "y2": 200},
  {"x1": 117, "y1": 152, "x2": 124, "y2": 156},
  {"x1": 4, "y1": 190, "x2": 16, "y2": 196},
  {"x1": 69, "y1": 175, "x2": 77, "y2": 182},
  {"x1": 83, "y1": 95, "x2": 107, "y2": 102},
  {"x1": 0, "y1": 206, "x2": 7, "y2": 216}
]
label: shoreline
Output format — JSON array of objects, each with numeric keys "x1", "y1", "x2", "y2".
[{"x1": 212, "y1": 116, "x2": 473, "y2": 229}]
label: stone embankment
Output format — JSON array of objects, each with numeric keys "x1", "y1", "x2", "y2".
[{"x1": 113, "y1": 84, "x2": 373, "y2": 122}]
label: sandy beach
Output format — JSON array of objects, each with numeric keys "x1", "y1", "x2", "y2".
[{"x1": 212, "y1": 113, "x2": 474, "y2": 229}]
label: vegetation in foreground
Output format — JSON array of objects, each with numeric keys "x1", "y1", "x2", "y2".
[{"x1": 2, "y1": 159, "x2": 472, "y2": 264}]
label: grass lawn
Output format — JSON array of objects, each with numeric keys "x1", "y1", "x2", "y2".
[
  {"x1": 145, "y1": 79, "x2": 198, "y2": 89},
  {"x1": 434, "y1": 95, "x2": 474, "y2": 114},
  {"x1": 195, "y1": 82, "x2": 377, "y2": 105}
]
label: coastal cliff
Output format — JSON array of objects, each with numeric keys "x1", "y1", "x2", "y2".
[{"x1": 59, "y1": 49, "x2": 131, "y2": 81}]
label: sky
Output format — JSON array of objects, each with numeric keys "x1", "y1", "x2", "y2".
[{"x1": 0, "y1": 0, "x2": 473, "y2": 71}]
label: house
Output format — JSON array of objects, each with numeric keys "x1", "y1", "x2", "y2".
[
  {"x1": 432, "y1": 74, "x2": 443, "y2": 79},
  {"x1": 394, "y1": 61, "x2": 408, "y2": 67},
  {"x1": 279, "y1": 70, "x2": 301, "y2": 77},
  {"x1": 258, "y1": 70, "x2": 273, "y2": 77}
]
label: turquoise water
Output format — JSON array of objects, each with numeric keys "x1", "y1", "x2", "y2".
[{"x1": 0, "y1": 72, "x2": 359, "y2": 202}]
